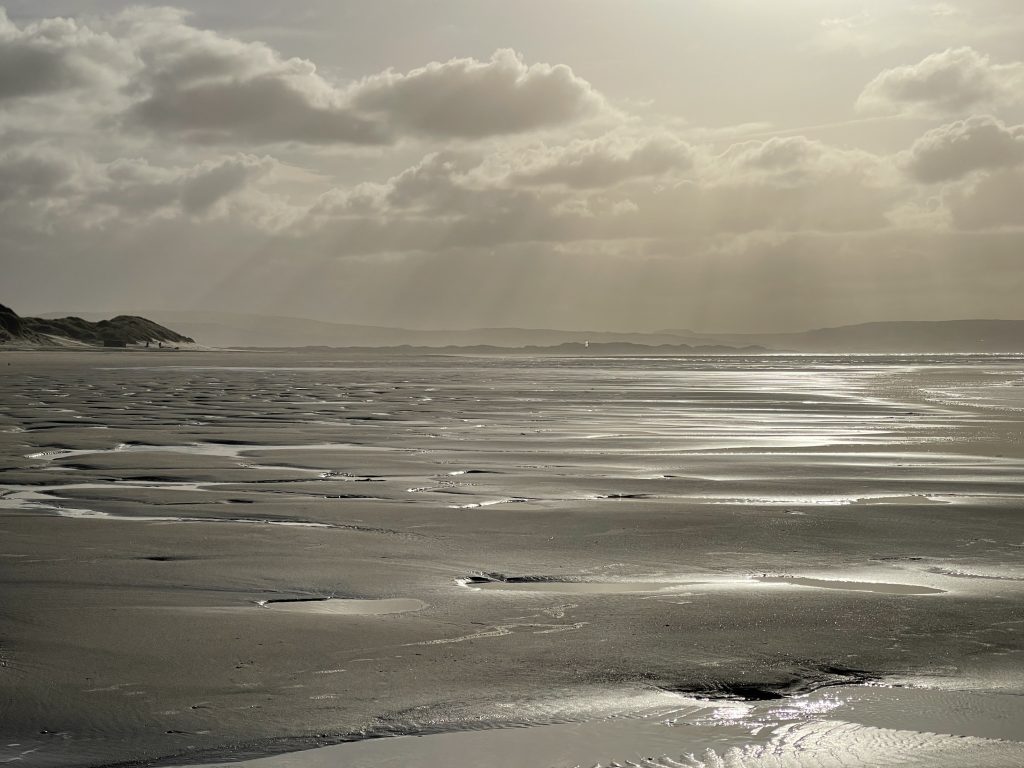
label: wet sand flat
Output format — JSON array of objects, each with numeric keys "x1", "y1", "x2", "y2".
[
  {"x1": 181, "y1": 684, "x2": 1024, "y2": 768},
  {"x1": 1, "y1": 350, "x2": 1023, "y2": 767}
]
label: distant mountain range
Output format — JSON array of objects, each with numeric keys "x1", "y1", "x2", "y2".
[
  {"x1": 20, "y1": 308, "x2": 1024, "y2": 353},
  {"x1": 0, "y1": 304, "x2": 193, "y2": 348}
]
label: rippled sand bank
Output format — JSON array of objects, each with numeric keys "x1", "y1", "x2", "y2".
[{"x1": 181, "y1": 684, "x2": 1024, "y2": 768}]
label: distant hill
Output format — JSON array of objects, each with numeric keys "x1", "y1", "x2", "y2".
[
  {"x1": 701, "y1": 320, "x2": 1024, "y2": 353},
  {"x1": 298, "y1": 342, "x2": 767, "y2": 356},
  {"x1": 22, "y1": 309, "x2": 1024, "y2": 352},
  {"x1": 132, "y1": 314, "x2": 1024, "y2": 352},
  {"x1": 35, "y1": 310, "x2": 710, "y2": 349},
  {"x1": 0, "y1": 303, "x2": 194, "y2": 348}
]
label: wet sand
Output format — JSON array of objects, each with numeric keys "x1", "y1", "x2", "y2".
[
  {"x1": 183, "y1": 684, "x2": 1024, "y2": 767},
  {"x1": 1, "y1": 350, "x2": 1023, "y2": 766}
]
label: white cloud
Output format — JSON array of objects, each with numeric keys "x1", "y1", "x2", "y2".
[
  {"x1": 857, "y1": 47, "x2": 1024, "y2": 116},
  {"x1": 717, "y1": 136, "x2": 886, "y2": 186},
  {"x1": 294, "y1": 133, "x2": 899, "y2": 260},
  {"x1": 947, "y1": 169, "x2": 1024, "y2": 229},
  {"x1": 350, "y1": 49, "x2": 607, "y2": 140},
  {"x1": 906, "y1": 115, "x2": 1024, "y2": 182},
  {"x1": 504, "y1": 133, "x2": 692, "y2": 189},
  {"x1": 0, "y1": 9, "x2": 609, "y2": 148},
  {"x1": 120, "y1": 15, "x2": 606, "y2": 145},
  {"x1": 117, "y1": 8, "x2": 390, "y2": 146},
  {"x1": 93, "y1": 154, "x2": 275, "y2": 219},
  {"x1": 0, "y1": 146, "x2": 275, "y2": 234}
]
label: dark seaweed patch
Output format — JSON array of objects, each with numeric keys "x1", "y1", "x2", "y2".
[
  {"x1": 261, "y1": 596, "x2": 332, "y2": 605},
  {"x1": 463, "y1": 573, "x2": 570, "y2": 585},
  {"x1": 655, "y1": 665, "x2": 878, "y2": 701}
]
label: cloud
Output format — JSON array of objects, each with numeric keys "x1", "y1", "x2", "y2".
[
  {"x1": 119, "y1": 9, "x2": 390, "y2": 146},
  {"x1": 947, "y1": 169, "x2": 1024, "y2": 229},
  {"x1": 632, "y1": 175, "x2": 892, "y2": 239},
  {"x1": 296, "y1": 134, "x2": 897, "y2": 259},
  {"x1": 130, "y1": 75, "x2": 390, "y2": 146},
  {"x1": 0, "y1": 147, "x2": 76, "y2": 202},
  {"x1": 119, "y1": 14, "x2": 604, "y2": 145},
  {"x1": 506, "y1": 134, "x2": 692, "y2": 189},
  {"x1": 350, "y1": 49, "x2": 607, "y2": 139},
  {"x1": 0, "y1": 33, "x2": 81, "y2": 101},
  {"x1": 0, "y1": 146, "x2": 274, "y2": 234},
  {"x1": 1, "y1": 9, "x2": 608, "y2": 148},
  {"x1": 0, "y1": 8, "x2": 127, "y2": 101},
  {"x1": 93, "y1": 154, "x2": 274, "y2": 217},
  {"x1": 718, "y1": 136, "x2": 884, "y2": 185},
  {"x1": 857, "y1": 47, "x2": 1024, "y2": 116},
  {"x1": 906, "y1": 115, "x2": 1024, "y2": 183}
]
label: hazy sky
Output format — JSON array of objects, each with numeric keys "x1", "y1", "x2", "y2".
[{"x1": 2, "y1": 1, "x2": 1024, "y2": 332}]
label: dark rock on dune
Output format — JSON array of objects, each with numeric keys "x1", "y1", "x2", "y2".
[
  {"x1": 464, "y1": 573, "x2": 575, "y2": 584},
  {"x1": 0, "y1": 303, "x2": 194, "y2": 347}
]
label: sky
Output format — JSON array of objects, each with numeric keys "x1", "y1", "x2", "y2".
[{"x1": 2, "y1": 1, "x2": 1023, "y2": 333}]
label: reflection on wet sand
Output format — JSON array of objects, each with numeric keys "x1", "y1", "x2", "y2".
[
  {"x1": 254, "y1": 597, "x2": 427, "y2": 615},
  {"x1": 753, "y1": 576, "x2": 945, "y2": 595},
  {"x1": 461, "y1": 575, "x2": 947, "y2": 596},
  {"x1": 464, "y1": 579, "x2": 697, "y2": 594}
]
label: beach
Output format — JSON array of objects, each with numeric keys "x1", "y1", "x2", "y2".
[{"x1": 1, "y1": 350, "x2": 1023, "y2": 766}]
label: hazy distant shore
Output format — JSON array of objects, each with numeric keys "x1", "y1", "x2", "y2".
[{"x1": 21, "y1": 309, "x2": 1024, "y2": 352}]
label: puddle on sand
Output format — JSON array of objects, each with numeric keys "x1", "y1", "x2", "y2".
[
  {"x1": 755, "y1": 576, "x2": 945, "y2": 595},
  {"x1": 459, "y1": 574, "x2": 946, "y2": 596},
  {"x1": 255, "y1": 597, "x2": 427, "y2": 615},
  {"x1": 24, "y1": 442, "x2": 373, "y2": 462},
  {"x1": 461, "y1": 579, "x2": 697, "y2": 594}
]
